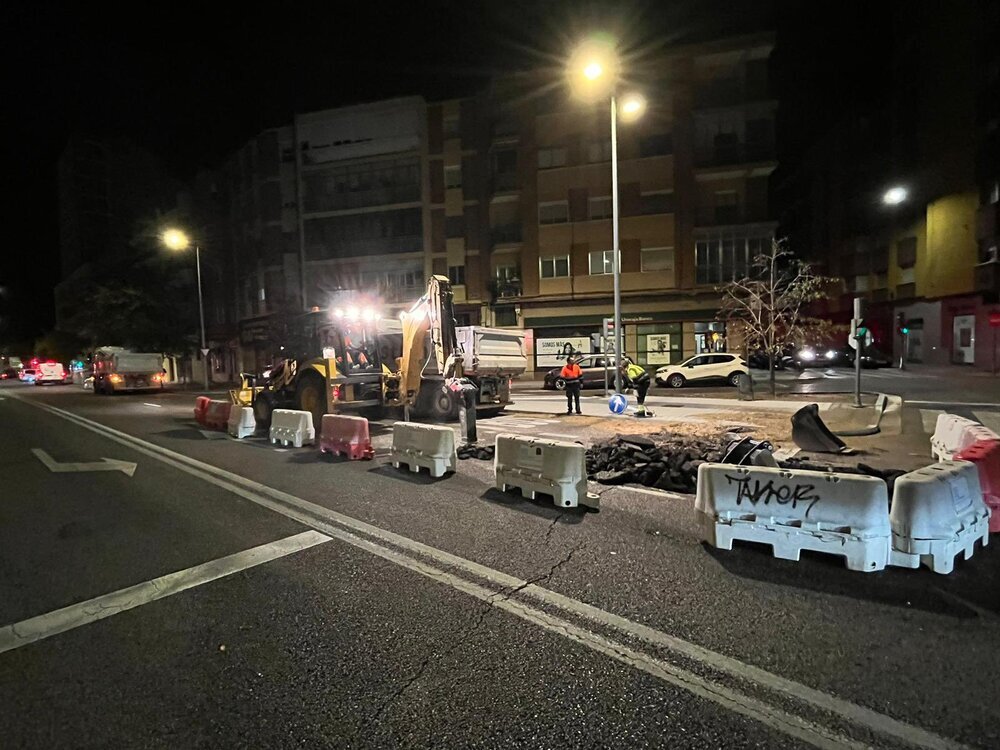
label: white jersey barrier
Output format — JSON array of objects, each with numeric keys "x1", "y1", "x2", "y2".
[
  {"x1": 227, "y1": 406, "x2": 256, "y2": 439},
  {"x1": 390, "y1": 422, "x2": 457, "y2": 477},
  {"x1": 494, "y1": 435, "x2": 597, "y2": 510},
  {"x1": 930, "y1": 414, "x2": 997, "y2": 460},
  {"x1": 696, "y1": 464, "x2": 891, "y2": 572},
  {"x1": 269, "y1": 409, "x2": 315, "y2": 448},
  {"x1": 889, "y1": 460, "x2": 991, "y2": 574}
]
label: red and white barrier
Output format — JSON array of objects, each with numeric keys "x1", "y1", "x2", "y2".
[
  {"x1": 954, "y1": 440, "x2": 1000, "y2": 533},
  {"x1": 696, "y1": 464, "x2": 891, "y2": 572},
  {"x1": 202, "y1": 400, "x2": 232, "y2": 431},
  {"x1": 269, "y1": 409, "x2": 315, "y2": 448},
  {"x1": 319, "y1": 414, "x2": 374, "y2": 460},
  {"x1": 194, "y1": 396, "x2": 211, "y2": 424},
  {"x1": 930, "y1": 413, "x2": 998, "y2": 460},
  {"x1": 889, "y1": 460, "x2": 991, "y2": 574}
]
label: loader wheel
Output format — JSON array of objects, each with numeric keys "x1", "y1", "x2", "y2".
[
  {"x1": 417, "y1": 383, "x2": 457, "y2": 421},
  {"x1": 253, "y1": 392, "x2": 275, "y2": 429},
  {"x1": 296, "y1": 374, "x2": 326, "y2": 429}
]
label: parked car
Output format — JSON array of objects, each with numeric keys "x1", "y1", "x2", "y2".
[
  {"x1": 844, "y1": 346, "x2": 892, "y2": 369},
  {"x1": 543, "y1": 354, "x2": 618, "y2": 390},
  {"x1": 746, "y1": 347, "x2": 803, "y2": 371},
  {"x1": 1, "y1": 367, "x2": 18, "y2": 380},
  {"x1": 655, "y1": 353, "x2": 749, "y2": 388}
]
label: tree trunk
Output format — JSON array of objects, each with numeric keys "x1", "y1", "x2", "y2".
[{"x1": 768, "y1": 353, "x2": 776, "y2": 398}]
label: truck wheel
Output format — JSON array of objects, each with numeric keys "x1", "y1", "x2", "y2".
[
  {"x1": 253, "y1": 392, "x2": 275, "y2": 429},
  {"x1": 296, "y1": 374, "x2": 326, "y2": 428},
  {"x1": 417, "y1": 383, "x2": 457, "y2": 421}
]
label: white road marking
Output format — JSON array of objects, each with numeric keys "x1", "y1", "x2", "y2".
[
  {"x1": 608, "y1": 485, "x2": 689, "y2": 501},
  {"x1": 972, "y1": 410, "x2": 1000, "y2": 434},
  {"x1": 919, "y1": 409, "x2": 945, "y2": 434},
  {"x1": 0, "y1": 530, "x2": 329, "y2": 655},
  {"x1": 909, "y1": 400, "x2": 1000, "y2": 408},
  {"x1": 13, "y1": 395, "x2": 969, "y2": 750},
  {"x1": 31, "y1": 448, "x2": 137, "y2": 477},
  {"x1": 142, "y1": 402, "x2": 162, "y2": 408}
]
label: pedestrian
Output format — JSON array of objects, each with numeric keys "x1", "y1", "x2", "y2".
[
  {"x1": 622, "y1": 357, "x2": 653, "y2": 417},
  {"x1": 560, "y1": 355, "x2": 583, "y2": 415}
]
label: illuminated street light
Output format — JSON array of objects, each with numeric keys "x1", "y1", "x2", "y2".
[
  {"x1": 883, "y1": 186, "x2": 908, "y2": 205},
  {"x1": 567, "y1": 36, "x2": 646, "y2": 395},
  {"x1": 161, "y1": 227, "x2": 208, "y2": 390}
]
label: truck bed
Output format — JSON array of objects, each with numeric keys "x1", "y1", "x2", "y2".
[{"x1": 455, "y1": 327, "x2": 527, "y2": 376}]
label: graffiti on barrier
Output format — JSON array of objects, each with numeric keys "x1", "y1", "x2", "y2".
[{"x1": 724, "y1": 474, "x2": 821, "y2": 516}]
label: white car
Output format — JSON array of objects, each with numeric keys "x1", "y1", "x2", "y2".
[
  {"x1": 35, "y1": 361, "x2": 67, "y2": 385},
  {"x1": 655, "y1": 353, "x2": 749, "y2": 388}
]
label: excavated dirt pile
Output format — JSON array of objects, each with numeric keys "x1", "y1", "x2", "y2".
[{"x1": 587, "y1": 432, "x2": 729, "y2": 493}]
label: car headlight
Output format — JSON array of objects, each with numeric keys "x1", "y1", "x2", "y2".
[
  {"x1": 825, "y1": 349, "x2": 836, "y2": 359},
  {"x1": 799, "y1": 350, "x2": 815, "y2": 361}
]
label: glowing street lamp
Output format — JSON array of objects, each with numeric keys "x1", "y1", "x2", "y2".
[
  {"x1": 567, "y1": 36, "x2": 647, "y2": 394},
  {"x1": 883, "y1": 186, "x2": 908, "y2": 205},
  {"x1": 161, "y1": 227, "x2": 208, "y2": 390}
]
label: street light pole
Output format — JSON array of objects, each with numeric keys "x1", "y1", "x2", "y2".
[
  {"x1": 195, "y1": 245, "x2": 208, "y2": 390},
  {"x1": 610, "y1": 93, "x2": 623, "y2": 394}
]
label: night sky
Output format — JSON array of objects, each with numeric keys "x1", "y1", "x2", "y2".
[{"x1": 2, "y1": 1, "x2": 888, "y2": 347}]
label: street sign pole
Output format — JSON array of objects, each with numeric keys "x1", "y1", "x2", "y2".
[{"x1": 853, "y1": 297, "x2": 863, "y2": 408}]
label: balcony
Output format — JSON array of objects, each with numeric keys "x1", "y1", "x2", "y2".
[
  {"x1": 491, "y1": 172, "x2": 519, "y2": 194},
  {"x1": 974, "y1": 259, "x2": 1000, "y2": 293},
  {"x1": 695, "y1": 141, "x2": 775, "y2": 168},
  {"x1": 488, "y1": 278, "x2": 523, "y2": 300},
  {"x1": 490, "y1": 224, "x2": 523, "y2": 246},
  {"x1": 694, "y1": 206, "x2": 772, "y2": 227}
]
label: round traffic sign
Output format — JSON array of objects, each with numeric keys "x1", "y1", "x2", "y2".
[{"x1": 609, "y1": 393, "x2": 628, "y2": 414}]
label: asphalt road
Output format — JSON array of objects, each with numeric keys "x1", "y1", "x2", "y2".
[{"x1": 1, "y1": 380, "x2": 999, "y2": 749}]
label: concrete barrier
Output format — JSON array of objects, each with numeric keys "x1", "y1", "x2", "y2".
[
  {"x1": 227, "y1": 406, "x2": 256, "y2": 439},
  {"x1": 954, "y1": 440, "x2": 1000, "y2": 533},
  {"x1": 494, "y1": 434, "x2": 597, "y2": 510},
  {"x1": 390, "y1": 422, "x2": 457, "y2": 477},
  {"x1": 929, "y1": 413, "x2": 997, "y2": 460},
  {"x1": 202, "y1": 399, "x2": 232, "y2": 431},
  {"x1": 320, "y1": 414, "x2": 374, "y2": 460},
  {"x1": 194, "y1": 396, "x2": 211, "y2": 425},
  {"x1": 695, "y1": 463, "x2": 891, "y2": 572},
  {"x1": 269, "y1": 409, "x2": 316, "y2": 448},
  {"x1": 889, "y1": 460, "x2": 991, "y2": 574}
]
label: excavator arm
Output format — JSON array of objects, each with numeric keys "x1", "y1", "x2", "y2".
[{"x1": 398, "y1": 275, "x2": 464, "y2": 406}]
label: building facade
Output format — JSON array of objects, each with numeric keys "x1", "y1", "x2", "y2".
[{"x1": 223, "y1": 33, "x2": 778, "y2": 374}]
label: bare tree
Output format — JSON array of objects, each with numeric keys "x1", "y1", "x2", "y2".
[{"x1": 719, "y1": 239, "x2": 833, "y2": 398}]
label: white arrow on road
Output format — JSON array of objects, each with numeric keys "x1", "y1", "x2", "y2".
[{"x1": 31, "y1": 448, "x2": 137, "y2": 477}]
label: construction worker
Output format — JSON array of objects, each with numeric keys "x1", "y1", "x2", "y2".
[
  {"x1": 560, "y1": 355, "x2": 583, "y2": 415},
  {"x1": 622, "y1": 358, "x2": 653, "y2": 417}
]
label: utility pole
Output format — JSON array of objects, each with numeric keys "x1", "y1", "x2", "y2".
[{"x1": 852, "y1": 297, "x2": 863, "y2": 408}]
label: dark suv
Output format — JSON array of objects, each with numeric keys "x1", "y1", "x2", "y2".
[{"x1": 543, "y1": 355, "x2": 618, "y2": 390}]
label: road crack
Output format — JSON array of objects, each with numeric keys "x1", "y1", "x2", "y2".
[{"x1": 354, "y1": 542, "x2": 584, "y2": 738}]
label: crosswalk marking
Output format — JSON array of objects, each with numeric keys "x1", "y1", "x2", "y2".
[
  {"x1": 972, "y1": 410, "x2": 1000, "y2": 435},
  {"x1": 919, "y1": 408, "x2": 944, "y2": 434}
]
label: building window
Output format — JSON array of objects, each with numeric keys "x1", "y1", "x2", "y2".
[
  {"x1": 539, "y1": 201, "x2": 569, "y2": 225},
  {"x1": 852, "y1": 275, "x2": 871, "y2": 292},
  {"x1": 443, "y1": 115, "x2": 460, "y2": 139},
  {"x1": 538, "y1": 147, "x2": 568, "y2": 169},
  {"x1": 640, "y1": 191, "x2": 674, "y2": 215},
  {"x1": 639, "y1": 133, "x2": 673, "y2": 157},
  {"x1": 587, "y1": 140, "x2": 612, "y2": 162},
  {"x1": 588, "y1": 249, "x2": 616, "y2": 275},
  {"x1": 540, "y1": 255, "x2": 570, "y2": 278},
  {"x1": 494, "y1": 306, "x2": 518, "y2": 327},
  {"x1": 445, "y1": 215, "x2": 465, "y2": 238},
  {"x1": 448, "y1": 265, "x2": 466, "y2": 285},
  {"x1": 641, "y1": 246, "x2": 674, "y2": 272},
  {"x1": 899, "y1": 267, "x2": 916, "y2": 284},
  {"x1": 695, "y1": 231, "x2": 770, "y2": 285},
  {"x1": 495, "y1": 264, "x2": 518, "y2": 281},
  {"x1": 589, "y1": 196, "x2": 613, "y2": 220},
  {"x1": 444, "y1": 165, "x2": 462, "y2": 189},
  {"x1": 897, "y1": 236, "x2": 917, "y2": 268},
  {"x1": 714, "y1": 191, "x2": 739, "y2": 223}
]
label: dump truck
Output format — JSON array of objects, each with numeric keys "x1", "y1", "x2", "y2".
[
  {"x1": 92, "y1": 347, "x2": 167, "y2": 394},
  {"x1": 239, "y1": 276, "x2": 527, "y2": 427}
]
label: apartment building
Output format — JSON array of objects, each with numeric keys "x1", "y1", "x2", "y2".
[
  {"x1": 475, "y1": 33, "x2": 776, "y2": 370},
  {"x1": 778, "y1": 1, "x2": 999, "y2": 369},
  {"x1": 224, "y1": 34, "x2": 778, "y2": 373}
]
